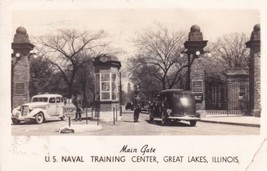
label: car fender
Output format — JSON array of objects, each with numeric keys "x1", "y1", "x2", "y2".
[
  {"x1": 28, "y1": 108, "x2": 47, "y2": 118},
  {"x1": 12, "y1": 108, "x2": 21, "y2": 116},
  {"x1": 11, "y1": 109, "x2": 22, "y2": 120}
]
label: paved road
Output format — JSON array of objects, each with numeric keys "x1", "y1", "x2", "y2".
[
  {"x1": 83, "y1": 111, "x2": 259, "y2": 135},
  {"x1": 11, "y1": 111, "x2": 259, "y2": 136}
]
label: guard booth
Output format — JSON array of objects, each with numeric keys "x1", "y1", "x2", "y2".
[{"x1": 93, "y1": 54, "x2": 121, "y2": 121}]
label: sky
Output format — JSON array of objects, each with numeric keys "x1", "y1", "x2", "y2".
[
  {"x1": 10, "y1": 8, "x2": 260, "y2": 90},
  {"x1": 12, "y1": 9, "x2": 260, "y2": 61}
]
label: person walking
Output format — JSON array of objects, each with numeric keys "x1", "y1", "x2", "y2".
[{"x1": 133, "y1": 95, "x2": 141, "y2": 122}]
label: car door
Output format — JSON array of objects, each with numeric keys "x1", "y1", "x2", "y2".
[{"x1": 47, "y1": 97, "x2": 58, "y2": 116}]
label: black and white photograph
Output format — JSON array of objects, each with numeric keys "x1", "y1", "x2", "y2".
[{"x1": 0, "y1": 0, "x2": 266, "y2": 171}]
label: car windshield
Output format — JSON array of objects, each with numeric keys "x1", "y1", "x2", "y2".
[
  {"x1": 163, "y1": 92, "x2": 193, "y2": 108},
  {"x1": 32, "y1": 97, "x2": 48, "y2": 102}
]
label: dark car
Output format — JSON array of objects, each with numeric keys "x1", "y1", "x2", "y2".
[
  {"x1": 140, "y1": 100, "x2": 151, "y2": 112},
  {"x1": 149, "y1": 89, "x2": 200, "y2": 126},
  {"x1": 125, "y1": 102, "x2": 134, "y2": 110}
]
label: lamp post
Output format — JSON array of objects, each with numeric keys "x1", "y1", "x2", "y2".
[
  {"x1": 12, "y1": 50, "x2": 37, "y2": 65},
  {"x1": 180, "y1": 25, "x2": 209, "y2": 91}
]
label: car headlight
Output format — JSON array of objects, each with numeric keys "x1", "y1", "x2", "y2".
[
  {"x1": 12, "y1": 110, "x2": 20, "y2": 117},
  {"x1": 180, "y1": 97, "x2": 190, "y2": 107},
  {"x1": 15, "y1": 112, "x2": 20, "y2": 117},
  {"x1": 17, "y1": 106, "x2": 21, "y2": 111}
]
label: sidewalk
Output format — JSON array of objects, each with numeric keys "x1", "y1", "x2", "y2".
[
  {"x1": 200, "y1": 115, "x2": 260, "y2": 127},
  {"x1": 80, "y1": 109, "x2": 261, "y2": 128}
]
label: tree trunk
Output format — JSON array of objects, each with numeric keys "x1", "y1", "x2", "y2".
[
  {"x1": 162, "y1": 80, "x2": 166, "y2": 90},
  {"x1": 68, "y1": 83, "x2": 73, "y2": 98},
  {"x1": 82, "y1": 78, "x2": 88, "y2": 107}
]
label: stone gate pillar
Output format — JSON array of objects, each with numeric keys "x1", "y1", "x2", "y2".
[
  {"x1": 11, "y1": 27, "x2": 34, "y2": 109},
  {"x1": 245, "y1": 24, "x2": 261, "y2": 117},
  {"x1": 226, "y1": 69, "x2": 249, "y2": 114},
  {"x1": 191, "y1": 59, "x2": 205, "y2": 110},
  {"x1": 93, "y1": 54, "x2": 121, "y2": 121}
]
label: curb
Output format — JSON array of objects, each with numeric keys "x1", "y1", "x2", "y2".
[{"x1": 199, "y1": 119, "x2": 260, "y2": 128}]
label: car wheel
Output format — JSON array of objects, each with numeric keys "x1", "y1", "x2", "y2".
[
  {"x1": 190, "y1": 120, "x2": 197, "y2": 126},
  {"x1": 35, "y1": 112, "x2": 44, "y2": 124},
  {"x1": 11, "y1": 119, "x2": 20, "y2": 125}
]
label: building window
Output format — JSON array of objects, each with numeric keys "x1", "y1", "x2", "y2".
[{"x1": 95, "y1": 73, "x2": 119, "y2": 101}]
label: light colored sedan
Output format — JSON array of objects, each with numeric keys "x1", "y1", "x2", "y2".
[{"x1": 11, "y1": 94, "x2": 66, "y2": 124}]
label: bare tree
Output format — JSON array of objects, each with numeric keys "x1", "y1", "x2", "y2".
[
  {"x1": 130, "y1": 62, "x2": 162, "y2": 99},
  {"x1": 34, "y1": 29, "x2": 109, "y2": 97},
  {"x1": 211, "y1": 33, "x2": 249, "y2": 70},
  {"x1": 128, "y1": 25, "x2": 188, "y2": 90}
]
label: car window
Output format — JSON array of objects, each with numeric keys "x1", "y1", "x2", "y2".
[
  {"x1": 56, "y1": 97, "x2": 61, "y2": 103},
  {"x1": 49, "y1": 97, "x2": 56, "y2": 103},
  {"x1": 32, "y1": 97, "x2": 48, "y2": 102},
  {"x1": 173, "y1": 92, "x2": 183, "y2": 98},
  {"x1": 164, "y1": 92, "x2": 182, "y2": 108}
]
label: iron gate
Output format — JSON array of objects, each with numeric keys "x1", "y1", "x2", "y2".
[{"x1": 205, "y1": 82, "x2": 249, "y2": 115}]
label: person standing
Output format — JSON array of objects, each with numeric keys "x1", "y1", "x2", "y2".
[
  {"x1": 76, "y1": 102, "x2": 82, "y2": 121},
  {"x1": 133, "y1": 95, "x2": 141, "y2": 122},
  {"x1": 73, "y1": 94, "x2": 82, "y2": 121}
]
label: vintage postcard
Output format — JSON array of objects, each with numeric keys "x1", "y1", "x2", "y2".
[{"x1": 0, "y1": 0, "x2": 266, "y2": 170}]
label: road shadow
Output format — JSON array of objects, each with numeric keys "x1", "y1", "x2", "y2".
[
  {"x1": 145, "y1": 119, "x2": 192, "y2": 127},
  {"x1": 123, "y1": 120, "x2": 138, "y2": 123},
  {"x1": 122, "y1": 111, "x2": 149, "y2": 115},
  {"x1": 11, "y1": 119, "x2": 63, "y2": 125},
  {"x1": 122, "y1": 111, "x2": 134, "y2": 115}
]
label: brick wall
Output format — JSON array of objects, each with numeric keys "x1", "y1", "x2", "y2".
[
  {"x1": 12, "y1": 55, "x2": 30, "y2": 108},
  {"x1": 249, "y1": 49, "x2": 261, "y2": 116},
  {"x1": 254, "y1": 55, "x2": 260, "y2": 112},
  {"x1": 227, "y1": 70, "x2": 249, "y2": 112}
]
